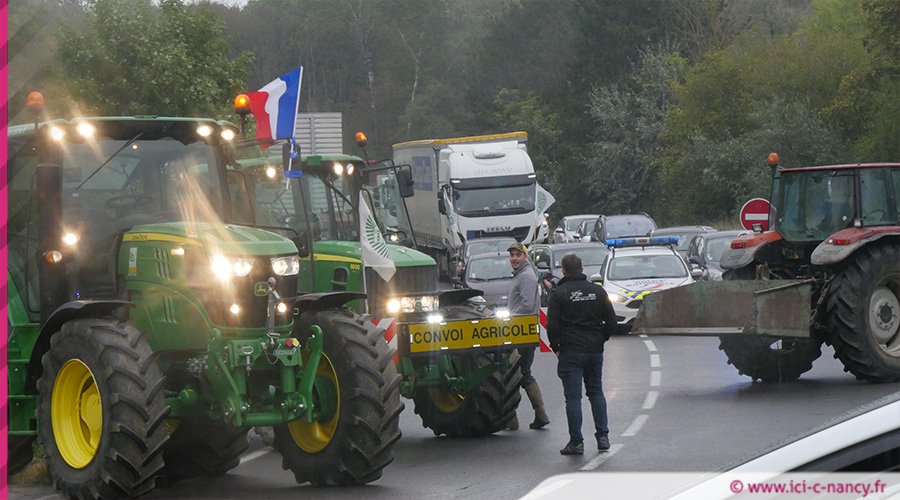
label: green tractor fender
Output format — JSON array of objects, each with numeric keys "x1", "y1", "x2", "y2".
[{"x1": 25, "y1": 299, "x2": 132, "y2": 393}]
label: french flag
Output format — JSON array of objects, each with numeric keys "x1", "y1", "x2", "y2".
[{"x1": 247, "y1": 67, "x2": 303, "y2": 144}]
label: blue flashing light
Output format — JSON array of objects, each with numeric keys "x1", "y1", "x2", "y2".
[{"x1": 608, "y1": 236, "x2": 679, "y2": 248}]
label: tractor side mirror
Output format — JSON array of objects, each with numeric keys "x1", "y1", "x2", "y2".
[{"x1": 397, "y1": 165, "x2": 415, "y2": 198}]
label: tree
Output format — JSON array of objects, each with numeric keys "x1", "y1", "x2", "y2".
[
  {"x1": 581, "y1": 45, "x2": 687, "y2": 219},
  {"x1": 825, "y1": 0, "x2": 900, "y2": 160},
  {"x1": 53, "y1": 0, "x2": 253, "y2": 118}
]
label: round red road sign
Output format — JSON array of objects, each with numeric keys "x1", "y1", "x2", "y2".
[{"x1": 739, "y1": 198, "x2": 770, "y2": 231}]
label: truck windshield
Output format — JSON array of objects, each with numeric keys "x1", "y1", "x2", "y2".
[
  {"x1": 453, "y1": 182, "x2": 535, "y2": 217},
  {"x1": 772, "y1": 170, "x2": 855, "y2": 241}
]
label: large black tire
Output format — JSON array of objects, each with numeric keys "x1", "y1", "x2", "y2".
[
  {"x1": 274, "y1": 309, "x2": 403, "y2": 485},
  {"x1": 37, "y1": 319, "x2": 168, "y2": 499},
  {"x1": 411, "y1": 305, "x2": 523, "y2": 437},
  {"x1": 9, "y1": 435, "x2": 35, "y2": 475},
  {"x1": 161, "y1": 419, "x2": 249, "y2": 481},
  {"x1": 825, "y1": 244, "x2": 900, "y2": 383},
  {"x1": 717, "y1": 269, "x2": 823, "y2": 382},
  {"x1": 718, "y1": 336, "x2": 823, "y2": 382}
]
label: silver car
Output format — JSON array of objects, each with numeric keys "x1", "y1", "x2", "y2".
[{"x1": 553, "y1": 214, "x2": 600, "y2": 243}]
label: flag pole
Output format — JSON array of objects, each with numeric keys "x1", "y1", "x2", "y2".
[{"x1": 358, "y1": 192, "x2": 370, "y2": 315}]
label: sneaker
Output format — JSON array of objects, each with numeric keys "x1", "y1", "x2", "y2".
[
  {"x1": 559, "y1": 441, "x2": 584, "y2": 455},
  {"x1": 597, "y1": 436, "x2": 610, "y2": 451}
]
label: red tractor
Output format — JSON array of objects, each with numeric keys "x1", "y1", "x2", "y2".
[{"x1": 634, "y1": 155, "x2": 900, "y2": 383}]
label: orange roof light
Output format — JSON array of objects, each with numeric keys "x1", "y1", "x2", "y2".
[
  {"x1": 355, "y1": 132, "x2": 368, "y2": 148},
  {"x1": 767, "y1": 153, "x2": 780, "y2": 167},
  {"x1": 26, "y1": 91, "x2": 45, "y2": 115},
  {"x1": 234, "y1": 94, "x2": 251, "y2": 116}
]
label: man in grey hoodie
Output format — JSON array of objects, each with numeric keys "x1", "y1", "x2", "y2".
[{"x1": 506, "y1": 241, "x2": 550, "y2": 430}]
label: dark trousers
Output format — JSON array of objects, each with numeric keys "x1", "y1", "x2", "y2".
[
  {"x1": 518, "y1": 346, "x2": 536, "y2": 387},
  {"x1": 557, "y1": 351, "x2": 608, "y2": 443}
]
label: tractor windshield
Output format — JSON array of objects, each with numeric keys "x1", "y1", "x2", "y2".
[
  {"x1": 245, "y1": 153, "x2": 415, "y2": 245},
  {"x1": 771, "y1": 169, "x2": 855, "y2": 241}
]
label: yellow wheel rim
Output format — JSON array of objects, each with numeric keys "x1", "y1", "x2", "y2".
[
  {"x1": 288, "y1": 353, "x2": 339, "y2": 453},
  {"x1": 427, "y1": 388, "x2": 465, "y2": 413},
  {"x1": 52, "y1": 359, "x2": 102, "y2": 468}
]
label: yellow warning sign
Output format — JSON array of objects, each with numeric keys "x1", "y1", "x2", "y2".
[{"x1": 407, "y1": 315, "x2": 539, "y2": 354}]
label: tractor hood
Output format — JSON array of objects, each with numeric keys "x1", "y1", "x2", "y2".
[
  {"x1": 311, "y1": 240, "x2": 436, "y2": 267},
  {"x1": 126, "y1": 222, "x2": 298, "y2": 256}
]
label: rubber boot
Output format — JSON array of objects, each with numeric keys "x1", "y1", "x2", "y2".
[
  {"x1": 525, "y1": 382, "x2": 550, "y2": 429},
  {"x1": 507, "y1": 411, "x2": 519, "y2": 430}
]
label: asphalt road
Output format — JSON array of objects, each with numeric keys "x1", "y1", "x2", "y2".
[{"x1": 10, "y1": 333, "x2": 898, "y2": 500}]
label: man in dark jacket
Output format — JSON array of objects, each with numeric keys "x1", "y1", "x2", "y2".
[{"x1": 547, "y1": 253, "x2": 617, "y2": 455}]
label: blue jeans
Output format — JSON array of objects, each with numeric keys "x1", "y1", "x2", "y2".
[{"x1": 557, "y1": 351, "x2": 608, "y2": 444}]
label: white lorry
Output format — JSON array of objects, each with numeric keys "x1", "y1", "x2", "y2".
[{"x1": 393, "y1": 132, "x2": 545, "y2": 280}]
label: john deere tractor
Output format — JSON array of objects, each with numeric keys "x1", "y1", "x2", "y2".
[
  {"x1": 230, "y1": 105, "x2": 529, "y2": 437},
  {"x1": 7, "y1": 94, "x2": 402, "y2": 499}
]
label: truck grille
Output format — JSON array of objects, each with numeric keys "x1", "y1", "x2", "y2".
[
  {"x1": 365, "y1": 265, "x2": 438, "y2": 318},
  {"x1": 467, "y1": 226, "x2": 531, "y2": 242}
]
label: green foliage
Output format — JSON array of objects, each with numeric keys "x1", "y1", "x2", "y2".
[
  {"x1": 825, "y1": 0, "x2": 900, "y2": 160},
  {"x1": 581, "y1": 45, "x2": 687, "y2": 218},
  {"x1": 53, "y1": 0, "x2": 252, "y2": 118}
]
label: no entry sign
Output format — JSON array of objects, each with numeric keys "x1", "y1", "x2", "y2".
[{"x1": 740, "y1": 198, "x2": 770, "y2": 231}]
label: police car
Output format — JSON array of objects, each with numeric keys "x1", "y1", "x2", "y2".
[{"x1": 592, "y1": 237, "x2": 698, "y2": 333}]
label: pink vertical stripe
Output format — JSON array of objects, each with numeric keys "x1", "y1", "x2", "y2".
[{"x1": 2, "y1": 0, "x2": 10, "y2": 496}]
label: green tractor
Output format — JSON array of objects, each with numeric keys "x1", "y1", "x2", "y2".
[
  {"x1": 7, "y1": 94, "x2": 402, "y2": 498},
  {"x1": 231, "y1": 120, "x2": 532, "y2": 437}
]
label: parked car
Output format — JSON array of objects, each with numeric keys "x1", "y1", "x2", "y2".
[
  {"x1": 649, "y1": 225, "x2": 717, "y2": 259},
  {"x1": 685, "y1": 230, "x2": 750, "y2": 281},
  {"x1": 574, "y1": 218, "x2": 599, "y2": 242},
  {"x1": 553, "y1": 214, "x2": 600, "y2": 243},
  {"x1": 529, "y1": 242, "x2": 609, "y2": 305},
  {"x1": 592, "y1": 237, "x2": 696, "y2": 333},
  {"x1": 589, "y1": 213, "x2": 658, "y2": 243},
  {"x1": 452, "y1": 236, "x2": 518, "y2": 277},
  {"x1": 453, "y1": 252, "x2": 515, "y2": 312}
]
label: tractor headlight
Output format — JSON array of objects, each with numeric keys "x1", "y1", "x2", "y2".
[
  {"x1": 271, "y1": 255, "x2": 300, "y2": 276},
  {"x1": 210, "y1": 255, "x2": 254, "y2": 281},
  {"x1": 389, "y1": 295, "x2": 440, "y2": 313}
]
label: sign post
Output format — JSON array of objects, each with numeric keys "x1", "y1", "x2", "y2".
[{"x1": 739, "y1": 198, "x2": 771, "y2": 231}]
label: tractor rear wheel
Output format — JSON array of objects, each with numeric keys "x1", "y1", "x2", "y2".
[
  {"x1": 37, "y1": 319, "x2": 168, "y2": 499},
  {"x1": 275, "y1": 309, "x2": 403, "y2": 485},
  {"x1": 413, "y1": 350, "x2": 522, "y2": 436},
  {"x1": 718, "y1": 269, "x2": 822, "y2": 382},
  {"x1": 161, "y1": 419, "x2": 249, "y2": 481},
  {"x1": 826, "y1": 244, "x2": 900, "y2": 382}
]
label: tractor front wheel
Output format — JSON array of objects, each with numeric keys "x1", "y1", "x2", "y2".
[
  {"x1": 826, "y1": 244, "x2": 900, "y2": 382},
  {"x1": 37, "y1": 319, "x2": 168, "y2": 499},
  {"x1": 274, "y1": 309, "x2": 403, "y2": 485},
  {"x1": 412, "y1": 350, "x2": 522, "y2": 436}
]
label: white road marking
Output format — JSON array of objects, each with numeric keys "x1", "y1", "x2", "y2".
[
  {"x1": 650, "y1": 353, "x2": 660, "y2": 367},
  {"x1": 650, "y1": 370, "x2": 661, "y2": 387},
  {"x1": 642, "y1": 390, "x2": 658, "y2": 410},
  {"x1": 621, "y1": 414, "x2": 649, "y2": 437},
  {"x1": 239, "y1": 449, "x2": 269, "y2": 465},
  {"x1": 579, "y1": 443, "x2": 625, "y2": 471},
  {"x1": 643, "y1": 339, "x2": 657, "y2": 352}
]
